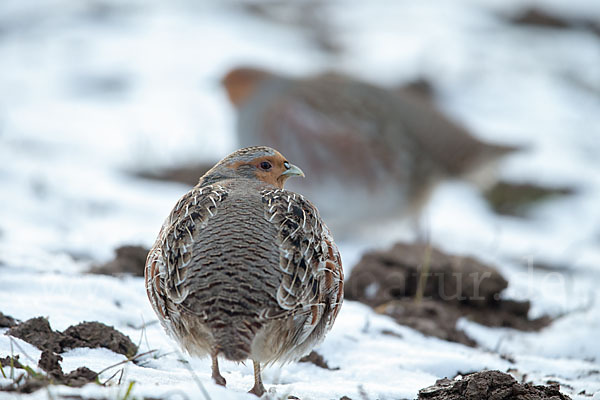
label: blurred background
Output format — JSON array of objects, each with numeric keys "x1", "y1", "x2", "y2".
[
  {"x1": 1, "y1": 0, "x2": 599, "y2": 260},
  {"x1": 0, "y1": 0, "x2": 600, "y2": 398},
  {"x1": 1, "y1": 0, "x2": 600, "y2": 386}
]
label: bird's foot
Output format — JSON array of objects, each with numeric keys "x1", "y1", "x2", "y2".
[
  {"x1": 248, "y1": 382, "x2": 266, "y2": 397},
  {"x1": 212, "y1": 371, "x2": 226, "y2": 386},
  {"x1": 211, "y1": 354, "x2": 226, "y2": 386},
  {"x1": 248, "y1": 359, "x2": 266, "y2": 397}
]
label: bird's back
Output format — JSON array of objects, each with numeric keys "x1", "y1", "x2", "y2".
[
  {"x1": 147, "y1": 176, "x2": 342, "y2": 363},
  {"x1": 181, "y1": 183, "x2": 284, "y2": 359},
  {"x1": 145, "y1": 145, "x2": 343, "y2": 394},
  {"x1": 147, "y1": 180, "x2": 283, "y2": 360}
]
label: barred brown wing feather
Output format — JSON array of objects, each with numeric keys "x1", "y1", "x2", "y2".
[
  {"x1": 261, "y1": 188, "x2": 344, "y2": 338},
  {"x1": 144, "y1": 184, "x2": 229, "y2": 321}
]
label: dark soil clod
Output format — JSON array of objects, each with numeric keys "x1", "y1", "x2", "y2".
[
  {"x1": 1, "y1": 375, "x2": 49, "y2": 394},
  {"x1": 345, "y1": 242, "x2": 552, "y2": 346},
  {"x1": 1, "y1": 350, "x2": 97, "y2": 394},
  {"x1": 0, "y1": 311, "x2": 19, "y2": 328},
  {"x1": 376, "y1": 300, "x2": 477, "y2": 347},
  {"x1": 298, "y1": 351, "x2": 339, "y2": 370},
  {"x1": 418, "y1": 370, "x2": 571, "y2": 400},
  {"x1": 346, "y1": 242, "x2": 508, "y2": 308},
  {"x1": 510, "y1": 9, "x2": 572, "y2": 29},
  {"x1": 38, "y1": 350, "x2": 64, "y2": 380},
  {"x1": 508, "y1": 7, "x2": 600, "y2": 37},
  {"x1": 63, "y1": 321, "x2": 138, "y2": 357},
  {"x1": 1, "y1": 355, "x2": 24, "y2": 369},
  {"x1": 6, "y1": 317, "x2": 137, "y2": 356},
  {"x1": 6, "y1": 317, "x2": 64, "y2": 353},
  {"x1": 1, "y1": 350, "x2": 98, "y2": 394},
  {"x1": 89, "y1": 245, "x2": 149, "y2": 277},
  {"x1": 62, "y1": 367, "x2": 98, "y2": 388}
]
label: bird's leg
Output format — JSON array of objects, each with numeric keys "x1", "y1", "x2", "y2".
[
  {"x1": 211, "y1": 353, "x2": 226, "y2": 386},
  {"x1": 248, "y1": 360, "x2": 266, "y2": 397}
]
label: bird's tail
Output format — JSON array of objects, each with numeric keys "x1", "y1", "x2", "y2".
[{"x1": 211, "y1": 319, "x2": 258, "y2": 361}]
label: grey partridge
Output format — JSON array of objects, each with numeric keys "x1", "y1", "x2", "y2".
[
  {"x1": 222, "y1": 67, "x2": 518, "y2": 234},
  {"x1": 145, "y1": 146, "x2": 343, "y2": 396}
]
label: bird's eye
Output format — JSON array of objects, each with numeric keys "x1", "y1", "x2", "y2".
[
  {"x1": 259, "y1": 161, "x2": 272, "y2": 170},
  {"x1": 283, "y1": 161, "x2": 290, "y2": 170}
]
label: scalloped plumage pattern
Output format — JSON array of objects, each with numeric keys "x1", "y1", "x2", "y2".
[{"x1": 145, "y1": 152, "x2": 343, "y2": 367}]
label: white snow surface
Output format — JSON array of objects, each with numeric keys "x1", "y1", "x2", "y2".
[{"x1": 1, "y1": 0, "x2": 599, "y2": 399}]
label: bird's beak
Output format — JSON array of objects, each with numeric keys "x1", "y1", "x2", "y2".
[{"x1": 281, "y1": 164, "x2": 305, "y2": 178}]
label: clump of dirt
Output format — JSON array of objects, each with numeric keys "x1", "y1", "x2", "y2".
[
  {"x1": 63, "y1": 322, "x2": 137, "y2": 357},
  {"x1": 38, "y1": 350, "x2": 98, "y2": 387},
  {"x1": 484, "y1": 181, "x2": 574, "y2": 217},
  {"x1": 38, "y1": 350, "x2": 65, "y2": 380},
  {"x1": 2, "y1": 318, "x2": 133, "y2": 393},
  {"x1": 7, "y1": 317, "x2": 65, "y2": 353},
  {"x1": 1, "y1": 350, "x2": 98, "y2": 394},
  {"x1": 507, "y1": 8, "x2": 600, "y2": 37},
  {"x1": 345, "y1": 242, "x2": 551, "y2": 346},
  {"x1": 1, "y1": 355, "x2": 24, "y2": 369},
  {"x1": 135, "y1": 162, "x2": 213, "y2": 186},
  {"x1": 418, "y1": 370, "x2": 571, "y2": 400},
  {"x1": 89, "y1": 245, "x2": 149, "y2": 277},
  {"x1": 7, "y1": 317, "x2": 137, "y2": 357},
  {"x1": 510, "y1": 9, "x2": 572, "y2": 29},
  {"x1": 376, "y1": 300, "x2": 477, "y2": 347},
  {"x1": 0, "y1": 311, "x2": 18, "y2": 328},
  {"x1": 0, "y1": 372, "x2": 48, "y2": 394},
  {"x1": 299, "y1": 351, "x2": 339, "y2": 370},
  {"x1": 346, "y1": 242, "x2": 508, "y2": 307}
]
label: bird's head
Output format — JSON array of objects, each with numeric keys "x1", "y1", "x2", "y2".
[
  {"x1": 221, "y1": 67, "x2": 271, "y2": 107},
  {"x1": 202, "y1": 146, "x2": 304, "y2": 189}
]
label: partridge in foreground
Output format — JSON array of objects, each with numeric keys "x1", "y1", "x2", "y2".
[
  {"x1": 145, "y1": 146, "x2": 343, "y2": 396},
  {"x1": 223, "y1": 67, "x2": 519, "y2": 234}
]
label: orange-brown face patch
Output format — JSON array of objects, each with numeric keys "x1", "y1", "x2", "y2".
[{"x1": 227, "y1": 154, "x2": 292, "y2": 189}]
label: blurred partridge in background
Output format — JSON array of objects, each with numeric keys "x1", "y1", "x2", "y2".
[
  {"x1": 222, "y1": 67, "x2": 520, "y2": 236},
  {"x1": 145, "y1": 146, "x2": 343, "y2": 396}
]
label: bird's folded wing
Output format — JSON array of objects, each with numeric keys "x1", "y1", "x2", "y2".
[
  {"x1": 260, "y1": 188, "x2": 344, "y2": 333},
  {"x1": 145, "y1": 184, "x2": 229, "y2": 321}
]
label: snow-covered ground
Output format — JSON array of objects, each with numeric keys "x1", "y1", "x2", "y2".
[{"x1": 1, "y1": 0, "x2": 599, "y2": 398}]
